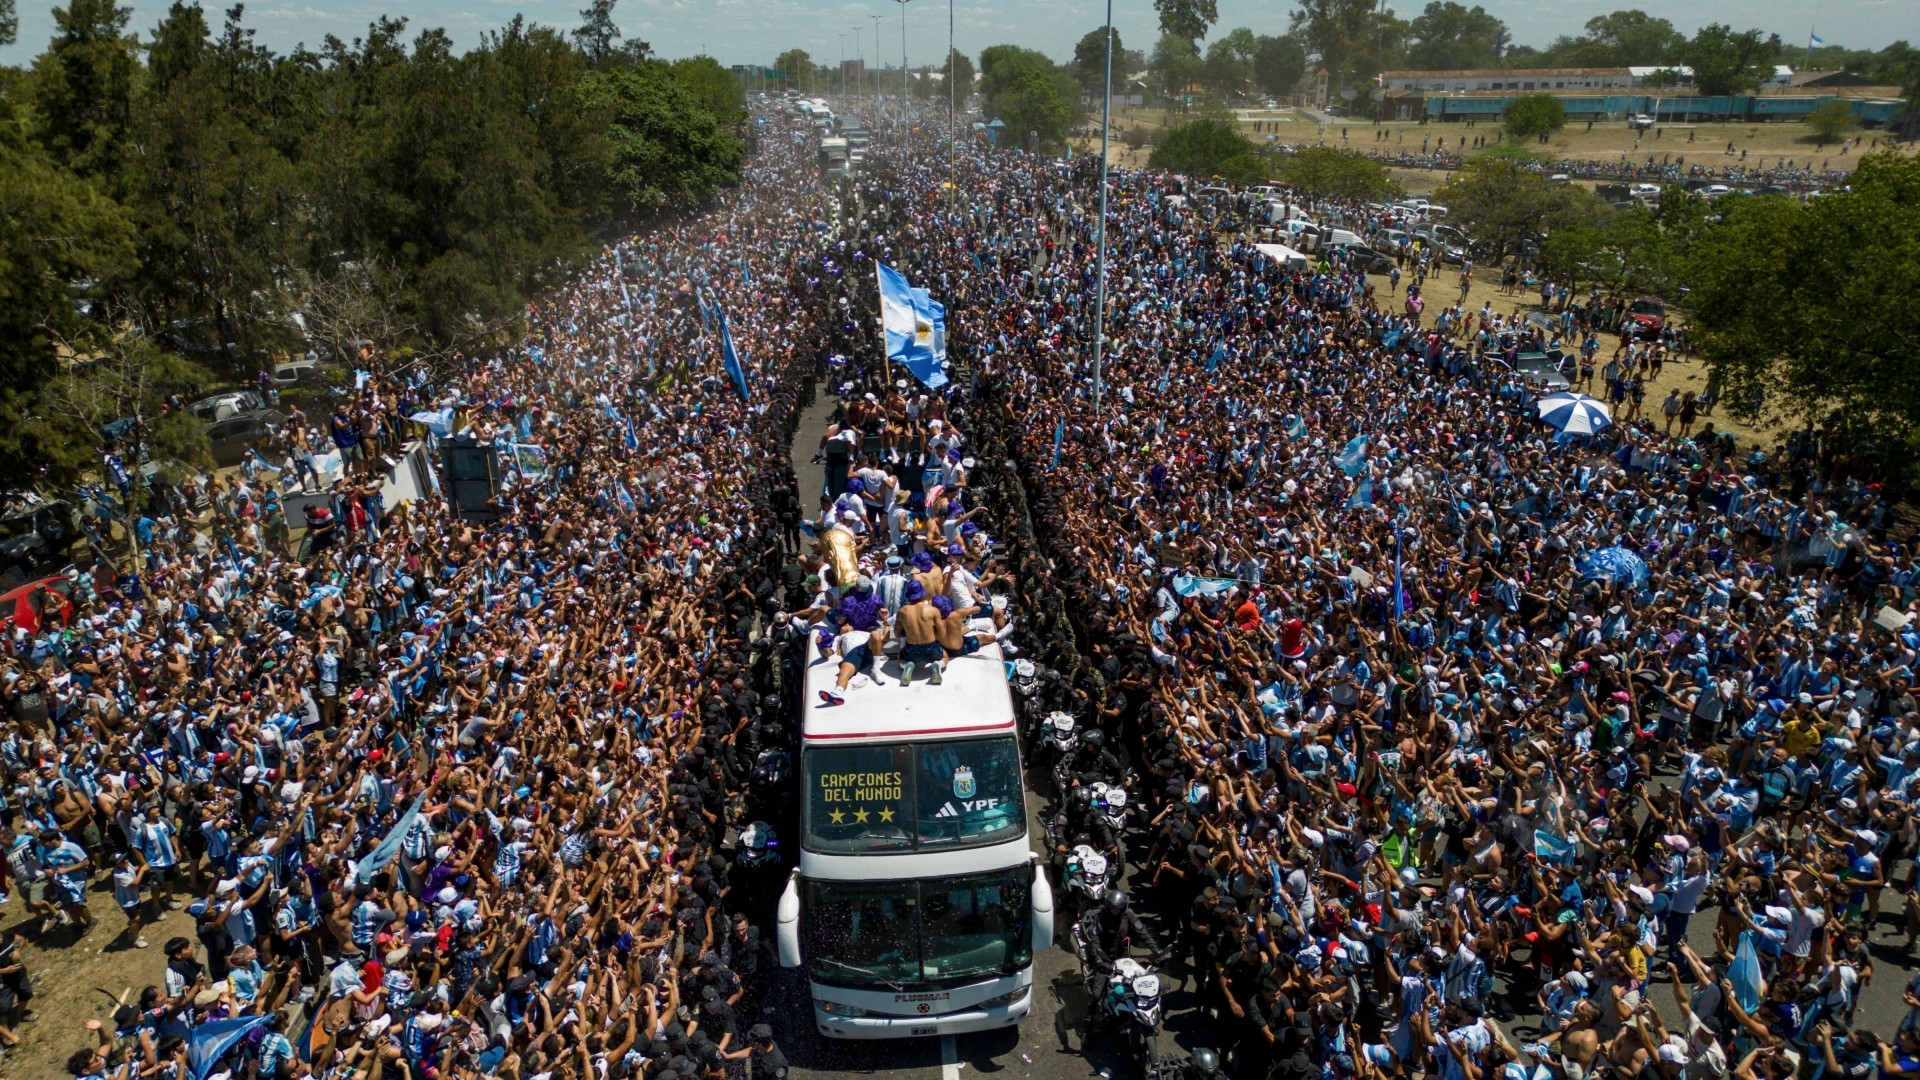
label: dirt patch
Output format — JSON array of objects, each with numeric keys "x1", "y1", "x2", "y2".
[{"x1": 0, "y1": 893, "x2": 202, "y2": 1080}]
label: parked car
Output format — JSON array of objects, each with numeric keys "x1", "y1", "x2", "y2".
[
  {"x1": 1624, "y1": 297, "x2": 1667, "y2": 339},
  {"x1": 1335, "y1": 243, "x2": 1394, "y2": 274},
  {"x1": 1413, "y1": 229, "x2": 1469, "y2": 265},
  {"x1": 268, "y1": 361, "x2": 323, "y2": 390},
  {"x1": 0, "y1": 497, "x2": 78, "y2": 568},
  {"x1": 1510, "y1": 351, "x2": 1571, "y2": 391},
  {"x1": 186, "y1": 391, "x2": 267, "y2": 424},
  {"x1": 205, "y1": 409, "x2": 287, "y2": 466},
  {"x1": 1629, "y1": 183, "x2": 1662, "y2": 201},
  {"x1": 1548, "y1": 173, "x2": 1572, "y2": 184},
  {"x1": 1627, "y1": 114, "x2": 1655, "y2": 130}
]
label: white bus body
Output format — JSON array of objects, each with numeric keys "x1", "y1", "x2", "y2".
[{"x1": 776, "y1": 631, "x2": 1051, "y2": 1039}]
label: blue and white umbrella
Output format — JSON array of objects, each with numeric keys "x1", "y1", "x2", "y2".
[
  {"x1": 1536, "y1": 392, "x2": 1612, "y2": 434},
  {"x1": 1578, "y1": 546, "x2": 1649, "y2": 586}
]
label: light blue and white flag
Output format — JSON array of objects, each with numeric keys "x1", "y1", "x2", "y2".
[
  {"x1": 877, "y1": 262, "x2": 948, "y2": 389},
  {"x1": 1337, "y1": 435, "x2": 1370, "y2": 477}
]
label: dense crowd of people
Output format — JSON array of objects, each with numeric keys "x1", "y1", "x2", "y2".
[
  {"x1": 11, "y1": 119, "x2": 840, "y2": 1080},
  {"x1": 839, "y1": 126, "x2": 1920, "y2": 1080},
  {"x1": 10, "y1": 95, "x2": 1920, "y2": 1080}
]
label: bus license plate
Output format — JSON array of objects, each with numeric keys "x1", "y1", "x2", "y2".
[{"x1": 911, "y1": 1026, "x2": 939, "y2": 1036}]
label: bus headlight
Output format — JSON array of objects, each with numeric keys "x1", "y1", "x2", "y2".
[
  {"x1": 978, "y1": 986, "x2": 1030, "y2": 1010},
  {"x1": 818, "y1": 1001, "x2": 869, "y2": 1017}
]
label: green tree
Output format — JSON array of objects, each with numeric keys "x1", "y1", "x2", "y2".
[
  {"x1": 1252, "y1": 34, "x2": 1306, "y2": 98},
  {"x1": 0, "y1": 140, "x2": 138, "y2": 488},
  {"x1": 1203, "y1": 27, "x2": 1257, "y2": 99},
  {"x1": 1804, "y1": 99, "x2": 1858, "y2": 141},
  {"x1": 1404, "y1": 2, "x2": 1505, "y2": 70},
  {"x1": 1150, "y1": 117, "x2": 1264, "y2": 180},
  {"x1": 573, "y1": 0, "x2": 621, "y2": 65},
  {"x1": 1153, "y1": 0, "x2": 1218, "y2": 46},
  {"x1": 1502, "y1": 93, "x2": 1565, "y2": 138},
  {"x1": 1288, "y1": 0, "x2": 1406, "y2": 84},
  {"x1": 1434, "y1": 157, "x2": 1590, "y2": 262},
  {"x1": 772, "y1": 48, "x2": 812, "y2": 91},
  {"x1": 1686, "y1": 152, "x2": 1920, "y2": 456},
  {"x1": 32, "y1": 0, "x2": 141, "y2": 179},
  {"x1": 671, "y1": 55, "x2": 745, "y2": 121},
  {"x1": 1578, "y1": 10, "x2": 1682, "y2": 65},
  {"x1": 1679, "y1": 24, "x2": 1771, "y2": 98},
  {"x1": 992, "y1": 71, "x2": 1073, "y2": 152},
  {"x1": 946, "y1": 47, "x2": 974, "y2": 97},
  {"x1": 979, "y1": 44, "x2": 1052, "y2": 99},
  {"x1": 579, "y1": 59, "x2": 745, "y2": 209},
  {"x1": 1280, "y1": 146, "x2": 1396, "y2": 199},
  {"x1": 0, "y1": 0, "x2": 16, "y2": 46},
  {"x1": 1073, "y1": 26, "x2": 1123, "y2": 96},
  {"x1": 1148, "y1": 33, "x2": 1204, "y2": 101}
]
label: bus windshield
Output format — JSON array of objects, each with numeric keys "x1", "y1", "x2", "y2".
[
  {"x1": 803, "y1": 866, "x2": 1033, "y2": 991},
  {"x1": 805, "y1": 737, "x2": 1023, "y2": 853}
]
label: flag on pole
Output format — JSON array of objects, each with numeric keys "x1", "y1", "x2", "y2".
[
  {"x1": 877, "y1": 262, "x2": 948, "y2": 389},
  {"x1": 1052, "y1": 417, "x2": 1066, "y2": 468},
  {"x1": 713, "y1": 300, "x2": 751, "y2": 401},
  {"x1": 1809, "y1": 33, "x2": 1824, "y2": 44},
  {"x1": 1206, "y1": 341, "x2": 1226, "y2": 373}
]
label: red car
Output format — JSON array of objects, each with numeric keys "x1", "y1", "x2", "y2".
[
  {"x1": 1625, "y1": 297, "x2": 1666, "y2": 339},
  {"x1": 0, "y1": 576, "x2": 74, "y2": 634}
]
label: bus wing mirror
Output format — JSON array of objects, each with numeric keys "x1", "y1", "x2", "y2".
[
  {"x1": 1030, "y1": 859, "x2": 1055, "y2": 955},
  {"x1": 777, "y1": 873, "x2": 803, "y2": 968}
]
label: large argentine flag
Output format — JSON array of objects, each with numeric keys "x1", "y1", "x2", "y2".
[{"x1": 877, "y1": 262, "x2": 948, "y2": 389}]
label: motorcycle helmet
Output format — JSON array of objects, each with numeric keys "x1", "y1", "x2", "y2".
[
  {"x1": 1103, "y1": 888, "x2": 1128, "y2": 913},
  {"x1": 1082, "y1": 728, "x2": 1105, "y2": 748},
  {"x1": 1192, "y1": 1049, "x2": 1222, "y2": 1078}
]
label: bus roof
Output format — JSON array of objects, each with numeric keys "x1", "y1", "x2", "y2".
[{"x1": 801, "y1": 633, "x2": 1015, "y2": 744}]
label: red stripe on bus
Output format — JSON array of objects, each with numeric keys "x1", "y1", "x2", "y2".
[{"x1": 806, "y1": 718, "x2": 1016, "y2": 740}]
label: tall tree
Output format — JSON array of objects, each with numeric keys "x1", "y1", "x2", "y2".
[
  {"x1": 671, "y1": 55, "x2": 745, "y2": 121},
  {"x1": 1153, "y1": 0, "x2": 1218, "y2": 46},
  {"x1": 1679, "y1": 24, "x2": 1771, "y2": 97},
  {"x1": 1403, "y1": 2, "x2": 1505, "y2": 70},
  {"x1": 1203, "y1": 27, "x2": 1257, "y2": 99},
  {"x1": 992, "y1": 71, "x2": 1073, "y2": 151},
  {"x1": 1252, "y1": 34, "x2": 1306, "y2": 98},
  {"x1": 0, "y1": 139, "x2": 137, "y2": 486},
  {"x1": 1578, "y1": 10, "x2": 1682, "y2": 66},
  {"x1": 1148, "y1": 33, "x2": 1204, "y2": 100},
  {"x1": 573, "y1": 0, "x2": 621, "y2": 65},
  {"x1": 1687, "y1": 152, "x2": 1920, "y2": 457},
  {"x1": 1, "y1": 0, "x2": 19, "y2": 47},
  {"x1": 1288, "y1": 0, "x2": 1406, "y2": 84},
  {"x1": 32, "y1": 0, "x2": 140, "y2": 178},
  {"x1": 772, "y1": 48, "x2": 812, "y2": 91},
  {"x1": 1072, "y1": 26, "x2": 1123, "y2": 96},
  {"x1": 946, "y1": 47, "x2": 974, "y2": 97},
  {"x1": 578, "y1": 60, "x2": 745, "y2": 209}
]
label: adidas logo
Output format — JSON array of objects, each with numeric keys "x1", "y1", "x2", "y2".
[{"x1": 934, "y1": 803, "x2": 958, "y2": 818}]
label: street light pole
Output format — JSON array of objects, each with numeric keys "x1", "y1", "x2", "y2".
[
  {"x1": 1090, "y1": 0, "x2": 1113, "y2": 409},
  {"x1": 869, "y1": 15, "x2": 883, "y2": 117},
  {"x1": 853, "y1": 26, "x2": 865, "y2": 102},
  {"x1": 894, "y1": 0, "x2": 913, "y2": 136},
  {"x1": 948, "y1": 0, "x2": 955, "y2": 204},
  {"x1": 838, "y1": 33, "x2": 847, "y2": 101}
]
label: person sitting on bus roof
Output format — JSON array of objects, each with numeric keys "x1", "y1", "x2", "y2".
[
  {"x1": 896, "y1": 581, "x2": 945, "y2": 686},
  {"x1": 817, "y1": 618, "x2": 887, "y2": 706}
]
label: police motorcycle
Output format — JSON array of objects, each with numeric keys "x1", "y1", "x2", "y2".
[{"x1": 1072, "y1": 891, "x2": 1166, "y2": 1074}]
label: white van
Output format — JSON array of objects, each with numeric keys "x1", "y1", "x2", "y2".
[{"x1": 1324, "y1": 227, "x2": 1364, "y2": 249}]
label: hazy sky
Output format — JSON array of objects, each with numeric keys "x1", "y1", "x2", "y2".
[{"x1": 1, "y1": 0, "x2": 1908, "y2": 70}]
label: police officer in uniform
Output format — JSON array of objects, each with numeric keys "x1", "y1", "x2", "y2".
[{"x1": 747, "y1": 1024, "x2": 788, "y2": 1080}]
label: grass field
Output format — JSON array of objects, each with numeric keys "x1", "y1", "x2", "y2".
[{"x1": 1078, "y1": 106, "x2": 1918, "y2": 186}]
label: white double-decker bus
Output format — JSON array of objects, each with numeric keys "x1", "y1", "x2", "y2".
[{"x1": 776, "y1": 637, "x2": 1052, "y2": 1039}]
